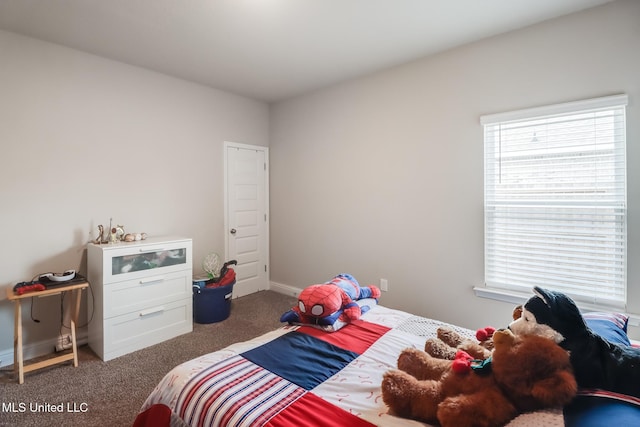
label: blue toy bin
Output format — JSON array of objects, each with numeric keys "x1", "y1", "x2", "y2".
[{"x1": 192, "y1": 277, "x2": 234, "y2": 324}]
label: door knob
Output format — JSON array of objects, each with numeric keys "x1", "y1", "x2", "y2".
[{"x1": 230, "y1": 228, "x2": 237, "y2": 235}]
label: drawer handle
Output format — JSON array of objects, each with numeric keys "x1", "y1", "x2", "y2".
[
  {"x1": 139, "y1": 276, "x2": 165, "y2": 284},
  {"x1": 139, "y1": 306, "x2": 164, "y2": 317},
  {"x1": 138, "y1": 247, "x2": 165, "y2": 253}
]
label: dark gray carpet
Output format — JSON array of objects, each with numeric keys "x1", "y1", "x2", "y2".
[{"x1": 0, "y1": 290, "x2": 297, "y2": 427}]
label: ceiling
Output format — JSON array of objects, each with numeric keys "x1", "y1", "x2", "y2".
[{"x1": 0, "y1": 0, "x2": 614, "y2": 102}]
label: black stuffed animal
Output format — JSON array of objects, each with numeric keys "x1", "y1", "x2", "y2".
[{"x1": 509, "y1": 286, "x2": 640, "y2": 398}]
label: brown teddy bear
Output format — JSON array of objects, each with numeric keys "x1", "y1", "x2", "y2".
[
  {"x1": 381, "y1": 329, "x2": 577, "y2": 427},
  {"x1": 424, "y1": 326, "x2": 495, "y2": 360},
  {"x1": 425, "y1": 305, "x2": 525, "y2": 360}
]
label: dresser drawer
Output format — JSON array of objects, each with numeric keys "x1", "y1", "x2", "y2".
[
  {"x1": 102, "y1": 298, "x2": 192, "y2": 361},
  {"x1": 95, "y1": 238, "x2": 192, "y2": 284},
  {"x1": 103, "y1": 270, "x2": 191, "y2": 318}
]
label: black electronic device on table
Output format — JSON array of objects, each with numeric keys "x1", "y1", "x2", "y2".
[{"x1": 38, "y1": 270, "x2": 87, "y2": 289}]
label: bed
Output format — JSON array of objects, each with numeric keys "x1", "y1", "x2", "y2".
[{"x1": 134, "y1": 303, "x2": 640, "y2": 427}]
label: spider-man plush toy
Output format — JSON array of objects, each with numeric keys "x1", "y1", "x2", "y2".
[{"x1": 280, "y1": 274, "x2": 381, "y2": 326}]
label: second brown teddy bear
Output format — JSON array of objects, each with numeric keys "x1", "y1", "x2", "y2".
[
  {"x1": 424, "y1": 304, "x2": 525, "y2": 360},
  {"x1": 424, "y1": 326, "x2": 495, "y2": 360}
]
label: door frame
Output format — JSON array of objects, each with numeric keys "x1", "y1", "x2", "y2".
[{"x1": 223, "y1": 141, "x2": 270, "y2": 295}]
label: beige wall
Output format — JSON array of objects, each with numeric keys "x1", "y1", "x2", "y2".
[
  {"x1": 269, "y1": 0, "x2": 640, "y2": 338},
  {"x1": 2, "y1": 0, "x2": 639, "y2": 366},
  {"x1": 0, "y1": 29, "x2": 269, "y2": 362}
]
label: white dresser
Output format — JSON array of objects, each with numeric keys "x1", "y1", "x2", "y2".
[{"x1": 87, "y1": 236, "x2": 193, "y2": 361}]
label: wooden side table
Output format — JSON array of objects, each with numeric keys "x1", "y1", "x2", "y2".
[{"x1": 6, "y1": 280, "x2": 89, "y2": 384}]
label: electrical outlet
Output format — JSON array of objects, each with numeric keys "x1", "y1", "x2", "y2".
[{"x1": 380, "y1": 278, "x2": 389, "y2": 292}]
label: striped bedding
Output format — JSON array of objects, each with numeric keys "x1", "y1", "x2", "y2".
[{"x1": 135, "y1": 305, "x2": 568, "y2": 427}]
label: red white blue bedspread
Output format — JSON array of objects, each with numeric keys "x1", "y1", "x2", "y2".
[{"x1": 137, "y1": 305, "x2": 565, "y2": 427}]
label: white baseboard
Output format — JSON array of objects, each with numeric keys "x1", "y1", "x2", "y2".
[
  {"x1": 0, "y1": 329, "x2": 88, "y2": 369},
  {"x1": 268, "y1": 281, "x2": 301, "y2": 298}
]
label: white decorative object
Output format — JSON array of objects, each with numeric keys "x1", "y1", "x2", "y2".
[
  {"x1": 115, "y1": 225, "x2": 125, "y2": 241},
  {"x1": 123, "y1": 232, "x2": 147, "y2": 242},
  {"x1": 203, "y1": 252, "x2": 221, "y2": 279},
  {"x1": 87, "y1": 236, "x2": 193, "y2": 361}
]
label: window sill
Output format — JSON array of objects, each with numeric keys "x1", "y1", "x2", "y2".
[
  {"x1": 473, "y1": 286, "x2": 532, "y2": 305},
  {"x1": 473, "y1": 286, "x2": 640, "y2": 327}
]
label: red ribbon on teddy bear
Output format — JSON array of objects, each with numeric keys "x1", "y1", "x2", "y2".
[{"x1": 452, "y1": 350, "x2": 493, "y2": 375}]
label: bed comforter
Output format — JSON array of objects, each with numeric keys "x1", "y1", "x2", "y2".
[{"x1": 135, "y1": 305, "x2": 566, "y2": 427}]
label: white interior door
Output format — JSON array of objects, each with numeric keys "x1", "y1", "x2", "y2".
[{"x1": 225, "y1": 142, "x2": 269, "y2": 298}]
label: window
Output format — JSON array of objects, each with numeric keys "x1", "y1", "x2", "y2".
[{"x1": 481, "y1": 95, "x2": 627, "y2": 308}]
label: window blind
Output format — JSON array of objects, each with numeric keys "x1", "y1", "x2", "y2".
[{"x1": 481, "y1": 95, "x2": 627, "y2": 308}]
